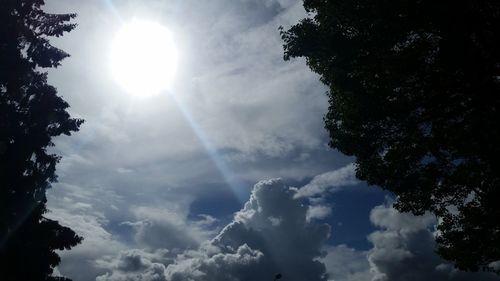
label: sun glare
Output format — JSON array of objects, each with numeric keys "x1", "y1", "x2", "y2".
[{"x1": 110, "y1": 20, "x2": 178, "y2": 97}]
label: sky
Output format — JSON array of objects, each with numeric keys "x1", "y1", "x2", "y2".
[{"x1": 41, "y1": 1, "x2": 498, "y2": 281}]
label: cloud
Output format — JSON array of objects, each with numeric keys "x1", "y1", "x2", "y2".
[
  {"x1": 166, "y1": 243, "x2": 264, "y2": 281},
  {"x1": 367, "y1": 205, "x2": 498, "y2": 281},
  {"x1": 46, "y1": 180, "x2": 215, "y2": 281},
  {"x1": 295, "y1": 163, "x2": 358, "y2": 198},
  {"x1": 41, "y1": 1, "x2": 356, "y2": 280},
  {"x1": 322, "y1": 245, "x2": 372, "y2": 281},
  {"x1": 306, "y1": 205, "x2": 332, "y2": 222},
  {"x1": 47, "y1": 206, "x2": 125, "y2": 281},
  {"x1": 166, "y1": 179, "x2": 330, "y2": 281},
  {"x1": 97, "y1": 179, "x2": 331, "y2": 281},
  {"x1": 46, "y1": 0, "x2": 349, "y2": 196},
  {"x1": 42, "y1": 5, "x2": 351, "y2": 279},
  {"x1": 122, "y1": 206, "x2": 217, "y2": 251},
  {"x1": 96, "y1": 249, "x2": 173, "y2": 281}
]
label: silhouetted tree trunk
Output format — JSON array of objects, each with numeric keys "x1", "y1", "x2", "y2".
[{"x1": 0, "y1": 1, "x2": 83, "y2": 280}]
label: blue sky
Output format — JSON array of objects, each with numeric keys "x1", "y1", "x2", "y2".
[{"x1": 41, "y1": 1, "x2": 498, "y2": 281}]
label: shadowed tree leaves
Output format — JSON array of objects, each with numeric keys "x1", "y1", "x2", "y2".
[
  {"x1": 0, "y1": 0, "x2": 83, "y2": 280},
  {"x1": 281, "y1": 0, "x2": 500, "y2": 274}
]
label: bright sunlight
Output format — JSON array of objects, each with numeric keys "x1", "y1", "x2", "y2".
[{"x1": 110, "y1": 20, "x2": 178, "y2": 97}]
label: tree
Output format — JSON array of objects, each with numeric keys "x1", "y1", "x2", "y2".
[
  {"x1": 0, "y1": 0, "x2": 83, "y2": 280},
  {"x1": 281, "y1": 0, "x2": 500, "y2": 274}
]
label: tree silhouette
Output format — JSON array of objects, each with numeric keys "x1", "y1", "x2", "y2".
[
  {"x1": 281, "y1": 0, "x2": 500, "y2": 274},
  {"x1": 0, "y1": 1, "x2": 83, "y2": 280}
]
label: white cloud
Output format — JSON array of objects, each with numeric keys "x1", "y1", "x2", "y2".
[
  {"x1": 322, "y1": 245, "x2": 372, "y2": 281},
  {"x1": 295, "y1": 164, "x2": 358, "y2": 198},
  {"x1": 96, "y1": 249, "x2": 173, "y2": 281},
  {"x1": 45, "y1": 0, "x2": 347, "y2": 197},
  {"x1": 122, "y1": 206, "x2": 216, "y2": 251},
  {"x1": 166, "y1": 243, "x2": 264, "y2": 281},
  {"x1": 46, "y1": 207, "x2": 126, "y2": 281},
  {"x1": 306, "y1": 205, "x2": 332, "y2": 222},
  {"x1": 97, "y1": 179, "x2": 331, "y2": 281},
  {"x1": 39, "y1": 1, "x2": 363, "y2": 281},
  {"x1": 167, "y1": 179, "x2": 330, "y2": 281}
]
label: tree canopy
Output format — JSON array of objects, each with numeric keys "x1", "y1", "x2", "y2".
[
  {"x1": 282, "y1": 0, "x2": 500, "y2": 273},
  {"x1": 0, "y1": 0, "x2": 83, "y2": 280}
]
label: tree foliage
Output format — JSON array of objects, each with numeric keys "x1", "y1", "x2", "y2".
[
  {"x1": 0, "y1": 0, "x2": 83, "y2": 280},
  {"x1": 281, "y1": 0, "x2": 500, "y2": 273}
]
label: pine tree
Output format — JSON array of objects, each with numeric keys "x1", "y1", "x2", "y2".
[
  {"x1": 0, "y1": 1, "x2": 83, "y2": 280},
  {"x1": 282, "y1": 0, "x2": 500, "y2": 273}
]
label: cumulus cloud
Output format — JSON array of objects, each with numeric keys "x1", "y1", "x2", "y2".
[
  {"x1": 322, "y1": 245, "x2": 372, "y2": 281},
  {"x1": 166, "y1": 243, "x2": 264, "y2": 281},
  {"x1": 97, "y1": 179, "x2": 331, "y2": 281},
  {"x1": 45, "y1": 182, "x2": 129, "y2": 281},
  {"x1": 295, "y1": 164, "x2": 358, "y2": 198},
  {"x1": 367, "y1": 205, "x2": 498, "y2": 281},
  {"x1": 96, "y1": 249, "x2": 173, "y2": 281},
  {"x1": 47, "y1": 206, "x2": 125, "y2": 281},
  {"x1": 122, "y1": 206, "x2": 216, "y2": 251},
  {"x1": 306, "y1": 205, "x2": 332, "y2": 222},
  {"x1": 46, "y1": 181, "x2": 216, "y2": 281},
  {"x1": 166, "y1": 179, "x2": 330, "y2": 281}
]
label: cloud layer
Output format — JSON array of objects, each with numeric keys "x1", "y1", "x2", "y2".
[
  {"x1": 49, "y1": 163, "x2": 500, "y2": 281},
  {"x1": 41, "y1": 1, "x2": 500, "y2": 281}
]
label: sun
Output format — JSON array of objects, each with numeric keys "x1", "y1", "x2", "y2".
[{"x1": 110, "y1": 20, "x2": 178, "y2": 97}]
